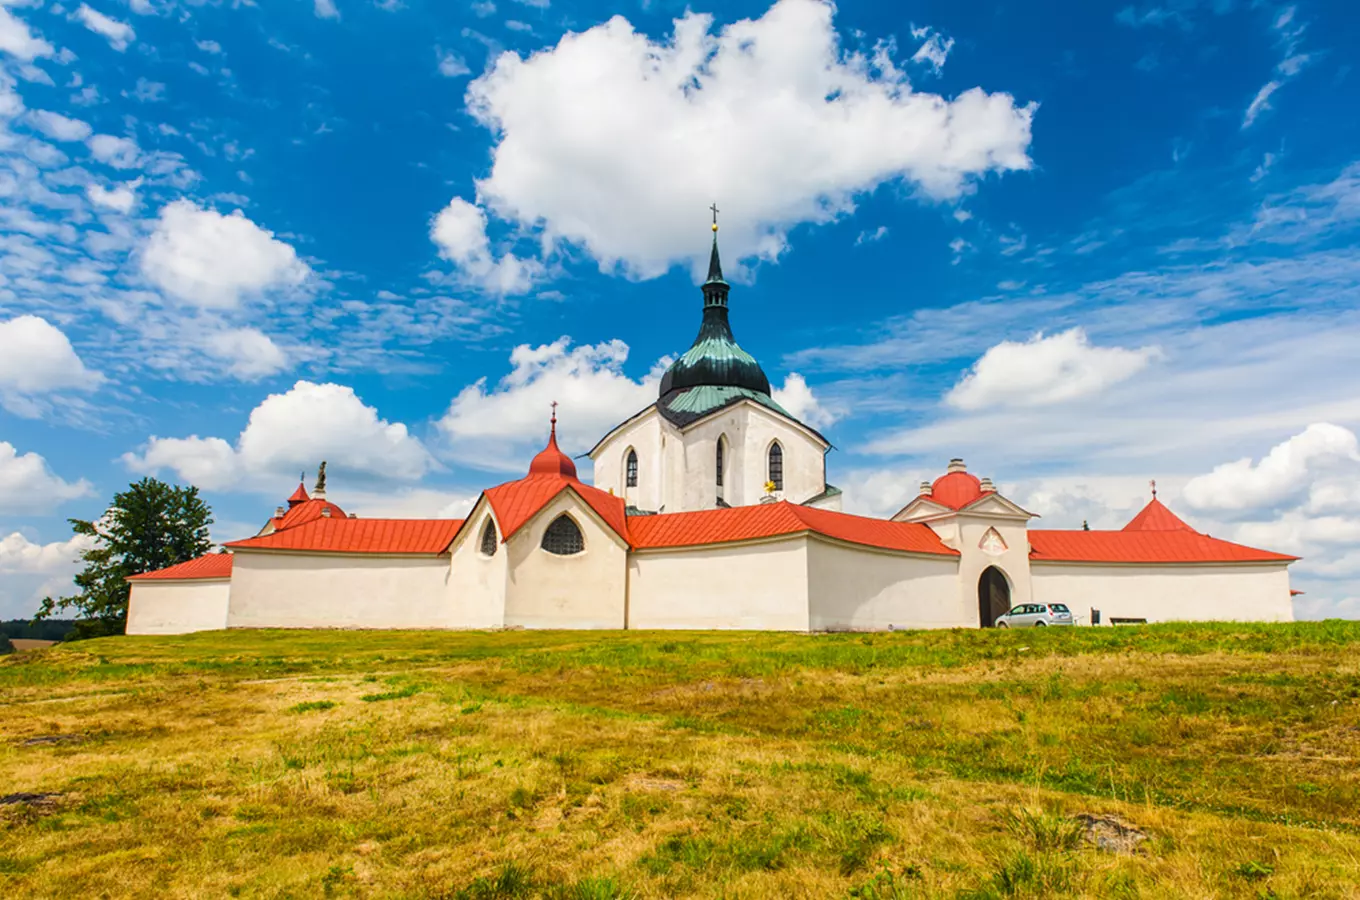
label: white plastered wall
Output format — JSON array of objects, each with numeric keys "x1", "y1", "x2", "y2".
[
  {"x1": 1030, "y1": 562, "x2": 1295, "y2": 623},
  {"x1": 126, "y1": 580, "x2": 231, "y2": 634},
  {"x1": 591, "y1": 409, "x2": 665, "y2": 512},
  {"x1": 445, "y1": 498, "x2": 508, "y2": 629},
  {"x1": 591, "y1": 400, "x2": 828, "y2": 513},
  {"x1": 912, "y1": 504, "x2": 1035, "y2": 625},
  {"x1": 502, "y1": 490, "x2": 629, "y2": 629},
  {"x1": 226, "y1": 552, "x2": 454, "y2": 629},
  {"x1": 806, "y1": 539, "x2": 965, "y2": 631},
  {"x1": 628, "y1": 536, "x2": 810, "y2": 630}
]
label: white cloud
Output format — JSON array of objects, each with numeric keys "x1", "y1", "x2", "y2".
[
  {"x1": 127, "y1": 0, "x2": 156, "y2": 13},
  {"x1": 772, "y1": 373, "x2": 838, "y2": 429},
  {"x1": 438, "y1": 338, "x2": 660, "y2": 469},
  {"x1": 140, "y1": 199, "x2": 310, "y2": 308},
  {"x1": 0, "y1": 316, "x2": 103, "y2": 414},
  {"x1": 854, "y1": 226, "x2": 889, "y2": 246},
  {"x1": 196, "y1": 39, "x2": 222, "y2": 54},
  {"x1": 87, "y1": 132, "x2": 141, "y2": 167},
  {"x1": 0, "y1": 442, "x2": 94, "y2": 513},
  {"x1": 1183, "y1": 423, "x2": 1360, "y2": 514},
  {"x1": 75, "y1": 4, "x2": 135, "y2": 52},
  {"x1": 431, "y1": 197, "x2": 541, "y2": 294},
  {"x1": 1242, "y1": 80, "x2": 1280, "y2": 129},
  {"x1": 910, "y1": 29, "x2": 954, "y2": 74},
  {"x1": 124, "y1": 381, "x2": 435, "y2": 490},
  {"x1": 314, "y1": 0, "x2": 340, "y2": 20},
  {"x1": 947, "y1": 328, "x2": 1159, "y2": 411},
  {"x1": 27, "y1": 109, "x2": 92, "y2": 142},
  {"x1": 0, "y1": 3, "x2": 54, "y2": 61},
  {"x1": 87, "y1": 178, "x2": 140, "y2": 212},
  {"x1": 465, "y1": 0, "x2": 1034, "y2": 280},
  {"x1": 0, "y1": 532, "x2": 94, "y2": 575},
  {"x1": 202, "y1": 327, "x2": 288, "y2": 380},
  {"x1": 437, "y1": 49, "x2": 470, "y2": 77}
]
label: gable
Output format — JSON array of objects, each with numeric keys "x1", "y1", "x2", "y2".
[
  {"x1": 587, "y1": 404, "x2": 662, "y2": 459},
  {"x1": 959, "y1": 493, "x2": 1035, "y2": 520}
]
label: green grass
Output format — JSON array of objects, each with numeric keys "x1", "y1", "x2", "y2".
[{"x1": 1, "y1": 622, "x2": 1358, "y2": 898}]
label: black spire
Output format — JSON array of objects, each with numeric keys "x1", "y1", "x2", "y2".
[
  {"x1": 702, "y1": 207, "x2": 729, "y2": 309},
  {"x1": 657, "y1": 210, "x2": 770, "y2": 399}
]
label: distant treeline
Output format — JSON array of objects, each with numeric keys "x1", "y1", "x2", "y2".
[{"x1": 1, "y1": 619, "x2": 78, "y2": 642}]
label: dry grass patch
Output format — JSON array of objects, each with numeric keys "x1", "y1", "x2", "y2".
[{"x1": 1, "y1": 623, "x2": 1359, "y2": 898}]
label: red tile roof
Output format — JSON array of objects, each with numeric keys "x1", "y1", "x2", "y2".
[
  {"x1": 287, "y1": 483, "x2": 310, "y2": 505},
  {"x1": 929, "y1": 470, "x2": 991, "y2": 510},
  {"x1": 629, "y1": 501, "x2": 958, "y2": 556},
  {"x1": 484, "y1": 476, "x2": 629, "y2": 543},
  {"x1": 225, "y1": 518, "x2": 464, "y2": 554},
  {"x1": 1122, "y1": 498, "x2": 1193, "y2": 532},
  {"x1": 127, "y1": 552, "x2": 233, "y2": 581},
  {"x1": 274, "y1": 497, "x2": 348, "y2": 531},
  {"x1": 1028, "y1": 530, "x2": 1297, "y2": 564}
]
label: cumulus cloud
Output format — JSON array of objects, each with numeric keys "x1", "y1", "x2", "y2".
[
  {"x1": 1183, "y1": 423, "x2": 1360, "y2": 513},
  {"x1": 0, "y1": 442, "x2": 94, "y2": 513},
  {"x1": 123, "y1": 380, "x2": 435, "y2": 491},
  {"x1": 0, "y1": 3, "x2": 54, "y2": 61},
  {"x1": 947, "y1": 328, "x2": 1159, "y2": 411},
  {"x1": 438, "y1": 338, "x2": 661, "y2": 468},
  {"x1": 431, "y1": 197, "x2": 541, "y2": 294},
  {"x1": 772, "y1": 373, "x2": 839, "y2": 429},
  {"x1": 465, "y1": 0, "x2": 1034, "y2": 279},
  {"x1": 87, "y1": 133, "x2": 141, "y2": 168},
  {"x1": 314, "y1": 0, "x2": 340, "y2": 20},
  {"x1": 0, "y1": 532, "x2": 94, "y2": 575},
  {"x1": 87, "y1": 178, "x2": 140, "y2": 212},
  {"x1": 27, "y1": 109, "x2": 92, "y2": 142},
  {"x1": 75, "y1": 4, "x2": 135, "y2": 52},
  {"x1": 140, "y1": 200, "x2": 310, "y2": 308},
  {"x1": 0, "y1": 316, "x2": 103, "y2": 415}
]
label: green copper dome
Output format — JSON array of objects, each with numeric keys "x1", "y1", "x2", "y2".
[{"x1": 658, "y1": 235, "x2": 772, "y2": 400}]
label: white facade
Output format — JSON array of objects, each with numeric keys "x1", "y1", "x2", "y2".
[
  {"x1": 126, "y1": 579, "x2": 230, "y2": 634},
  {"x1": 1031, "y1": 562, "x2": 1295, "y2": 623},
  {"x1": 591, "y1": 399, "x2": 835, "y2": 513},
  {"x1": 226, "y1": 551, "x2": 454, "y2": 629}
]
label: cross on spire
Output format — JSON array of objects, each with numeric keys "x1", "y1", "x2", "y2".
[
  {"x1": 1150, "y1": 479, "x2": 1158, "y2": 499},
  {"x1": 550, "y1": 400, "x2": 558, "y2": 435},
  {"x1": 710, "y1": 202, "x2": 720, "y2": 229}
]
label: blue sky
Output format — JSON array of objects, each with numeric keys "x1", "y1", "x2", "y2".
[{"x1": 2, "y1": 0, "x2": 1360, "y2": 619}]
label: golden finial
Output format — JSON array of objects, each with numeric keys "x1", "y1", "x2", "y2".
[{"x1": 710, "y1": 202, "x2": 720, "y2": 232}]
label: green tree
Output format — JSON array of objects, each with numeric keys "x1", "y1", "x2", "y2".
[{"x1": 36, "y1": 478, "x2": 214, "y2": 639}]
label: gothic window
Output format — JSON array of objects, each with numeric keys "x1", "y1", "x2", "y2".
[
  {"x1": 625, "y1": 449, "x2": 638, "y2": 488},
  {"x1": 541, "y1": 515, "x2": 585, "y2": 556},
  {"x1": 715, "y1": 437, "x2": 725, "y2": 489},
  {"x1": 480, "y1": 519, "x2": 498, "y2": 557},
  {"x1": 768, "y1": 442, "x2": 784, "y2": 491}
]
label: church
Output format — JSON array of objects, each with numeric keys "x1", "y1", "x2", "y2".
[{"x1": 125, "y1": 226, "x2": 1298, "y2": 635}]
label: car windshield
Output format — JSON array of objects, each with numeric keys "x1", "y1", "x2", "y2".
[{"x1": 1049, "y1": 604, "x2": 1070, "y2": 613}]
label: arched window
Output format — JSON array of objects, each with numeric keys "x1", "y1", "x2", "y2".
[
  {"x1": 715, "y1": 436, "x2": 725, "y2": 489},
  {"x1": 768, "y1": 442, "x2": 784, "y2": 491},
  {"x1": 479, "y1": 518, "x2": 498, "y2": 557},
  {"x1": 541, "y1": 515, "x2": 585, "y2": 556},
  {"x1": 625, "y1": 449, "x2": 638, "y2": 488}
]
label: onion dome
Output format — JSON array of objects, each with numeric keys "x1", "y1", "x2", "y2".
[
  {"x1": 929, "y1": 459, "x2": 995, "y2": 510},
  {"x1": 528, "y1": 410, "x2": 578, "y2": 480},
  {"x1": 658, "y1": 227, "x2": 772, "y2": 399}
]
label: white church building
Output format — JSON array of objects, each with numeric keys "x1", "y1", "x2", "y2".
[{"x1": 126, "y1": 229, "x2": 1298, "y2": 635}]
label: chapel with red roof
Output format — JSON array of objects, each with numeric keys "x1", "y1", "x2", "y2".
[{"x1": 125, "y1": 224, "x2": 1298, "y2": 635}]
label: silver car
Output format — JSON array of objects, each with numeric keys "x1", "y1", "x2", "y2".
[{"x1": 995, "y1": 602, "x2": 1074, "y2": 628}]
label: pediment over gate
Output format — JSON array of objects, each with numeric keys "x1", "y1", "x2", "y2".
[{"x1": 959, "y1": 493, "x2": 1036, "y2": 520}]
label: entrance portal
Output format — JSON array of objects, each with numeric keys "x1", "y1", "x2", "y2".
[{"x1": 978, "y1": 567, "x2": 1010, "y2": 628}]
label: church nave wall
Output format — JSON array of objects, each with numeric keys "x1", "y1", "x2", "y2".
[
  {"x1": 226, "y1": 552, "x2": 455, "y2": 630},
  {"x1": 806, "y1": 540, "x2": 965, "y2": 632}
]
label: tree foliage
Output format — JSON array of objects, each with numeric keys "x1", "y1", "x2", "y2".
[{"x1": 37, "y1": 478, "x2": 214, "y2": 639}]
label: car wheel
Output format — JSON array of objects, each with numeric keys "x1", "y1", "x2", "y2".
[
  {"x1": 996, "y1": 622, "x2": 1008, "y2": 629},
  {"x1": 1034, "y1": 621, "x2": 1046, "y2": 627}
]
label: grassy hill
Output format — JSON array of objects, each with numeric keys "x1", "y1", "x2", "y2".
[{"x1": 2, "y1": 623, "x2": 1358, "y2": 898}]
